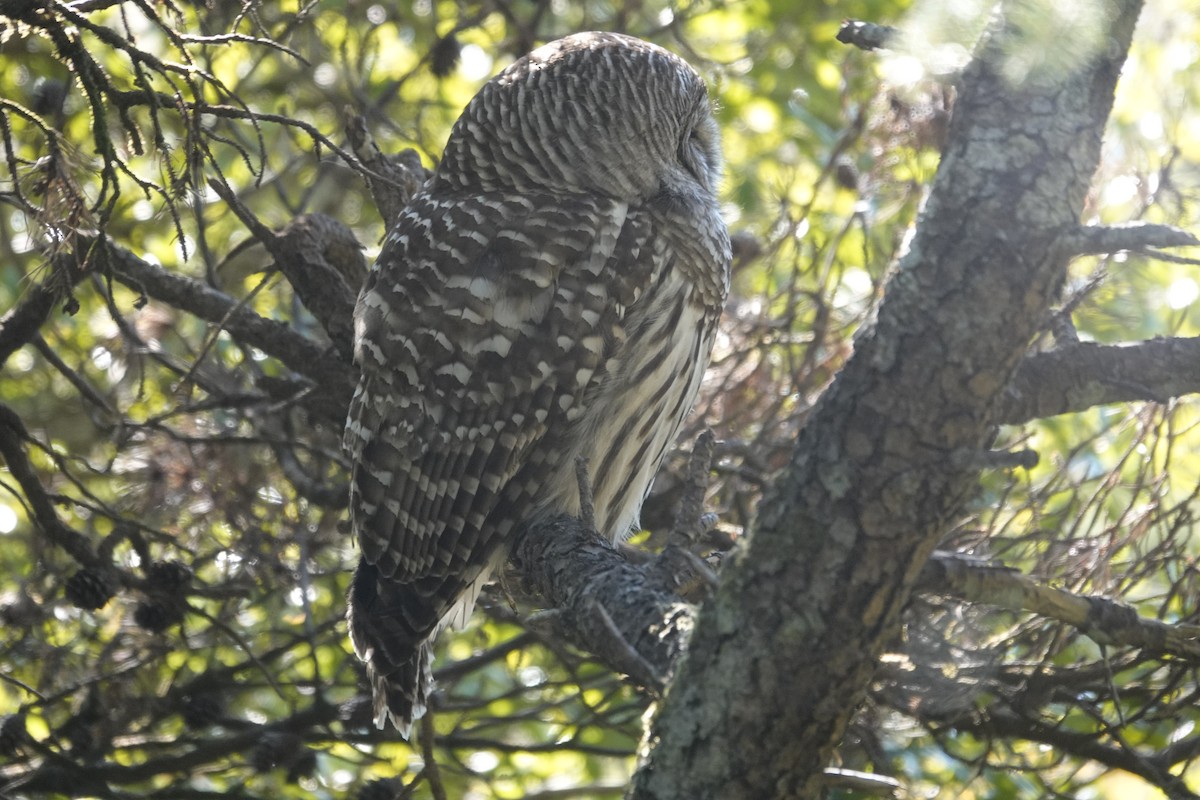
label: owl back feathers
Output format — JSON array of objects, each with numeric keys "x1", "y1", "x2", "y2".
[{"x1": 345, "y1": 32, "x2": 730, "y2": 735}]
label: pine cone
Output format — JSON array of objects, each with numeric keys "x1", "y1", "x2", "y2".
[
  {"x1": 64, "y1": 569, "x2": 115, "y2": 610},
  {"x1": 145, "y1": 560, "x2": 193, "y2": 593},
  {"x1": 250, "y1": 731, "x2": 305, "y2": 773},
  {"x1": 430, "y1": 34, "x2": 462, "y2": 78},
  {"x1": 133, "y1": 600, "x2": 183, "y2": 632},
  {"x1": 180, "y1": 693, "x2": 224, "y2": 728},
  {"x1": 286, "y1": 748, "x2": 318, "y2": 783},
  {"x1": 0, "y1": 714, "x2": 26, "y2": 758}
]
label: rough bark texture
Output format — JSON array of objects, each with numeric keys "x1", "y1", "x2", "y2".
[
  {"x1": 511, "y1": 515, "x2": 693, "y2": 690},
  {"x1": 630, "y1": 2, "x2": 1145, "y2": 797},
  {"x1": 1000, "y1": 337, "x2": 1200, "y2": 423}
]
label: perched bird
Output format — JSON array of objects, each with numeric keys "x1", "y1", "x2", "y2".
[{"x1": 344, "y1": 31, "x2": 730, "y2": 735}]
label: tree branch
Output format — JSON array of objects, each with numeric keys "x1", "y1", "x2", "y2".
[
  {"x1": 1000, "y1": 337, "x2": 1200, "y2": 423},
  {"x1": 96, "y1": 236, "x2": 355, "y2": 423},
  {"x1": 345, "y1": 113, "x2": 431, "y2": 229},
  {"x1": 510, "y1": 533, "x2": 1200, "y2": 714},
  {"x1": 0, "y1": 248, "x2": 90, "y2": 369},
  {"x1": 918, "y1": 552, "x2": 1200, "y2": 661},
  {"x1": 510, "y1": 515, "x2": 691, "y2": 691},
  {"x1": 936, "y1": 707, "x2": 1199, "y2": 798},
  {"x1": 1066, "y1": 221, "x2": 1200, "y2": 255},
  {"x1": 0, "y1": 403, "x2": 99, "y2": 568},
  {"x1": 633, "y1": 2, "x2": 1146, "y2": 797},
  {"x1": 6, "y1": 705, "x2": 336, "y2": 795},
  {"x1": 207, "y1": 178, "x2": 365, "y2": 363},
  {"x1": 268, "y1": 213, "x2": 365, "y2": 362}
]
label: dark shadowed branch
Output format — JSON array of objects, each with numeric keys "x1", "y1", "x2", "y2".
[
  {"x1": 0, "y1": 403, "x2": 100, "y2": 569},
  {"x1": 0, "y1": 243, "x2": 95, "y2": 368},
  {"x1": 510, "y1": 515, "x2": 691, "y2": 690},
  {"x1": 96, "y1": 236, "x2": 355, "y2": 423}
]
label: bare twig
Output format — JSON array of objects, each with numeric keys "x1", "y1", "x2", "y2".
[
  {"x1": 587, "y1": 597, "x2": 665, "y2": 689},
  {"x1": 821, "y1": 768, "x2": 901, "y2": 798},
  {"x1": 419, "y1": 712, "x2": 448, "y2": 800},
  {"x1": 96, "y1": 236, "x2": 355, "y2": 422},
  {"x1": 918, "y1": 552, "x2": 1200, "y2": 661},
  {"x1": 668, "y1": 430, "x2": 716, "y2": 547},
  {"x1": 1067, "y1": 222, "x2": 1200, "y2": 255},
  {"x1": 950, "y1": 447, "x2": 1039, "y2": 471}
]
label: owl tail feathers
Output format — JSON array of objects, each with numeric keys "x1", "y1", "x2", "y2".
[
  {"x1": 365, "y1": 641, "x2": 432, "y2": 738},
  {"x1": 347, "y1": 559, "x2": 435, "y2": 739}
]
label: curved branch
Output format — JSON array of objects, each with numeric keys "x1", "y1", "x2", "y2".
[
  {"x1": 0, "y1": 250, "x2": 88, "y2": 369},
  {"x1": 206, "y1": 179, "x2": 365, "y2": 363},
  {"x1": 97, "y1": 236, "x2": 355, "y2": 423},
  {"x1": 0, "y1": 403, "x2": 99, "y2": 568}
]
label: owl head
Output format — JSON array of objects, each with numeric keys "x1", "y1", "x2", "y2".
[{"x1": 436, "y1": 32, "x2": 722, "y2": 203}]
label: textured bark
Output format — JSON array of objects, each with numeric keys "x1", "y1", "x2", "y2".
[
  {"x1": 630, "y1": 2, "x2": 1145, "y2": 798},
  {"x1": 270, "y1": 213, "x2": 367, "y2": 363},
  {"x1": 511, "y1": 515, "x2": 692, "y2": 689},
  {"x1": 1000, "y1": 337, "x2": 1200, "y2": 423}
]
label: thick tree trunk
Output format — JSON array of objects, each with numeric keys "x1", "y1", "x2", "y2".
[{"x1": 630, "y1": 1, "x2": 1145, "y2": 797}]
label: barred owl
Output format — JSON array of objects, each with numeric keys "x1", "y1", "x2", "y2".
[{"x1": 344, "y1": 31, "x2": 730, "y2": 735}]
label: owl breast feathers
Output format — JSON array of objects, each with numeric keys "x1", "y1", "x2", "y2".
[{"x1": 344, "y1": 30, "x2": 731, "y2": 735}]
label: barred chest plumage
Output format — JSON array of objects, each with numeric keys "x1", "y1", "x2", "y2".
[
  {"x1": 528, "y1": 260, "x2": 718, "y2": 542},
  {"x1": 433, "y1": 236, "x2": 721, "y2": 642}
]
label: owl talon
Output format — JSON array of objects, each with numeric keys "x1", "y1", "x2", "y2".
[
  {"x1": 650, "y1": 544, "x2": 719, "y2": 602},
  {"x1": 575, "y1": 455, "x2": 597, "y2": 532},
  {"x1": 668, "y1": 430, "x2": 718, "y2": 547}
]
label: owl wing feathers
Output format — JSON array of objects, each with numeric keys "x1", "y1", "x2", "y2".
[
  {"x1": 342, "y1": 32, "x2": 730, "y2": 737},
  {"x1": 346, "y1": 189, "x2": 658, "y2": 587}
]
